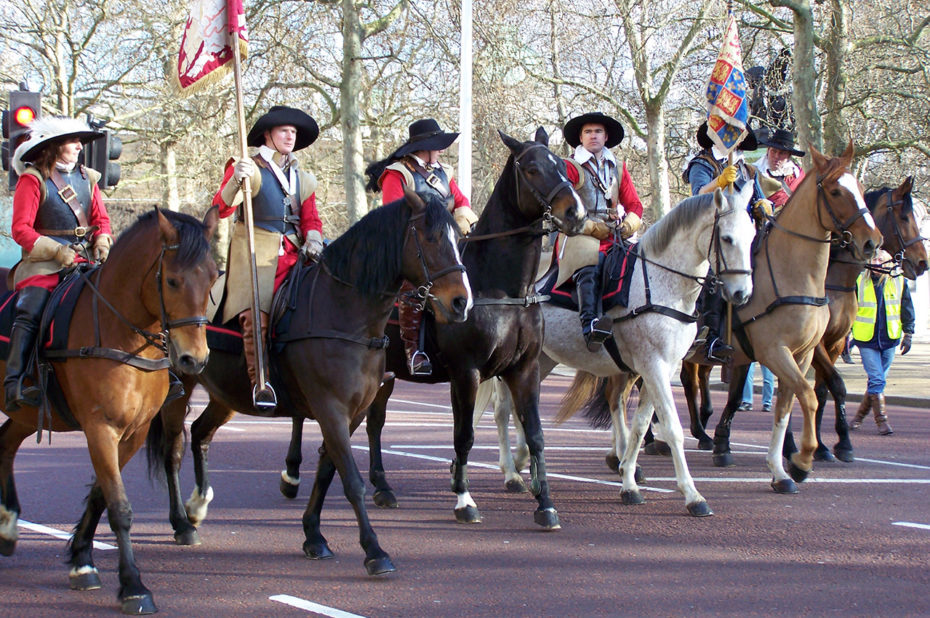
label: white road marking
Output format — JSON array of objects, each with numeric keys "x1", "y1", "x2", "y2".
[
  {"x1": 18, "y1": 520, "x2": 116, "y2": 550},
  {"x1": 892, "y1": 521, "x2": 930, "y2": 530},
  {"x1": 269, "y1": 594, "x2": 366, "y2": 617}
]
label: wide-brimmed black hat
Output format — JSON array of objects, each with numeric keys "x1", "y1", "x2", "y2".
[
  {"x1": 563, "y1": 112, "x2": 624, "y2": 148},
  {"x1": 758, "y1": 128, "x2": 805, "y2": 157},
  {"x1": 391, "y1": 118, "x2": 459, "y2": 158},
  {"x1": 697, "y1": 121, "x2": 757, "y2": 152},
  {"x1": 247, "y1": 106, "x2": 319, "y2": 151}
]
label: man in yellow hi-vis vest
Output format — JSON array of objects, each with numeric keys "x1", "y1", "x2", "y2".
[{"x1": 850, "y1": 250, "x2": 915, "y2": 435}]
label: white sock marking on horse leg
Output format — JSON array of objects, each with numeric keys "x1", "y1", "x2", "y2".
[
  {"x1": 0, "y1": 505, "x2": 19, "y2": 542},
  {"x1": 455, "y1": 492, "x2": 477, "y2": 509},
  {"x1": 281, "y1": 470, "x2": 300, "y2": 487},
  {"x1": 185, "y1": 485, "x2": 214, "y2": 525}
]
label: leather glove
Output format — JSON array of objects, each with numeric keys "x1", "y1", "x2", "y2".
[
  {"x1": 453, "y1": 206, "x2": 479, "y2": 236},
  {"x1": 55, "y1": 244, "x2": 77, "y2": 267},
  {"x1": 752, "y1": 199, "x2": 773, "y2": 223},
  {"x1": 619, "y1": 212, "x2": 642, "y2": 239},
  {"x1": 92, "y1": 234, "x2": 113, "y2": 263},
  {"x1": 900, "y1": 333, "x2": 912, "y2": 355},
  {"x1": 715, "y1": 165, "x2": 739, "y2": 189},
  {"x1": 300, "y1": 230, "x2": 324, "y2": 262},
  {"x1": 582, "y1": 219, "x2": 611, "y2": 241},
  {"x1": 233, "y1": 157, "x2": 256, "y2": 184}
]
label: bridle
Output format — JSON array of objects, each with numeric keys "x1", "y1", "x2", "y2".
[
  {"x1": 407, "y1": 210, "x2": 467, "y2": 311},
  {"x1": 877, "y1": 188, "x2": 926, "y2": 265},
  {"x1": 766, "y1": 174, "x2": 870, "y2": 247},
  {"x1": 705, "y1": 204, "x2": 752, "y2": 290}
]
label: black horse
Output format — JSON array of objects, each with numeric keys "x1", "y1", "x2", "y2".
[
  {"x1": 283, "y1": 128, "x2": 586, "y2": 529},
  {"x1": 147, "y1": 190, "x2": 472, "y2": 575}
]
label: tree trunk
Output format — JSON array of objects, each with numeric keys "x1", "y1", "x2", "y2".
[
  {"x1": 643, "y1": 103, "x2": 670, "y2": 219},
  {"x1": 341, "y1": 0, "x2": 368, "y2": 224},
  {"x1": 161, "y1": 141, "x2": 180, "y2": 212},
  {"x1": 774, "y1": 0, "x2": 822, "y2": 158},
  {"x1": 821, "y1": 0, "x2": 849, "y2": 155}
]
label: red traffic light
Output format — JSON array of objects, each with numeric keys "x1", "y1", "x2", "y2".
[{"x1": 13, "y1": 106, "x2": 36, "y2": 127}]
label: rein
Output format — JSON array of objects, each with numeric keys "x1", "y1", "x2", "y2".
[{"x1": 878, "y1": 188, "x2": 926, "y2": 264}]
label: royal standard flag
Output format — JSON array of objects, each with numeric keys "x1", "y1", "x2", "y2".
[{"x1": 705, "y1": 14, "x2": 749, "y2": 154}]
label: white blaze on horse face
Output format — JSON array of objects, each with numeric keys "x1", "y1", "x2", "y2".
[
  {"x1": 448, "y1": 224, "x2": 473, "y2": 311},
  {"x1": 549, "y1": 151, "x2": 586, "y2": 223},
  {"x1": 838, "y1": 173, "x2": 877, "y2": 230}
]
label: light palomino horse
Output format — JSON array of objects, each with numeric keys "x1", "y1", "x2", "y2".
[{"x1": 477, "y1": 182, "x2": 757, "y2": 516}]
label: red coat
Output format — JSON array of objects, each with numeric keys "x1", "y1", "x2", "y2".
[
  {"x1": 565, "y1": 159, "x2": 643, "y2": 252},
  {"x1": 380, "y1": 168, "x2": 471, "y2": 211}
]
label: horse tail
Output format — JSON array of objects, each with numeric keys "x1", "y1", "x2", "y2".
[
  {"x1": 145, "y1": 406, "x2": 188, "y2": 485},
  {"x1": 472, "y1": 378, "x2": 498, "y2": 430},
  {"x1": 365, "y1": 157, "x2": 391, "y2": 193},
  {"x1": 555, "y1": 370, "x2": 609, "y2": 427}
]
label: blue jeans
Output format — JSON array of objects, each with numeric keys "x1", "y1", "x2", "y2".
[
  {"x1": 858, "y1": 346, "x2": 896, "y2": 394},
  {"x1": 741, "y1": 362, "x2": 775, "y2": 407}
]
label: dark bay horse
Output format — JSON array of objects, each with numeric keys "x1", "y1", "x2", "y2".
[
  {"x1": 679, "y1": 176, "x2": 926, "y2": 462},
  {"x1": 285, "y1": 128, "x2": 586, "y2": 529},
  {"x1": 0, "y1": 209, "x2": 218, "y2": 615},
  {"x1": 147, "y1": 190, "x2": 472, "y2": 575}
]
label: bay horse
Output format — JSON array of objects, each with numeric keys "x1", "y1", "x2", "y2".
[
  {"x1": 284, "y1": 128, "x2": 586, "y2": 529},
  {"x1": 0, "y1": 208, "x2": 218, "y2": 615},
  {"x1": 679, "y1": 176, "x2": 926, "y2": 461},
  {"x1": 478, "y1": 182, "x2": 757, "y2": 516},
  {"x1": 147, "y1": 190, "x2": 472, "y2": 576}
]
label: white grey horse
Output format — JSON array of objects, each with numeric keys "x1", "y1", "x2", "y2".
[{"x1": 475, "y1": 183, "x2": 756, "y2": 516}]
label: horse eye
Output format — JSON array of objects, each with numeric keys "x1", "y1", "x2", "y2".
[
  {"x1": 166, "y1": 277, "x2": 181, "y2": 289},
  {"x1": 720, "y1": 235, "x2": 734, "y2": 245},
  {"x1": 830, "y1": 189, "x2": 842, "y2": 197}
]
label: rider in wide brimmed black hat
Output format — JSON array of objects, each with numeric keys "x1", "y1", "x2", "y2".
[
  {"x1": 753, "y1": 128, "x2": 806, "y2": 211},
  {"x1": 213, "y1": 105, "x2": 324, "y2": 412}
]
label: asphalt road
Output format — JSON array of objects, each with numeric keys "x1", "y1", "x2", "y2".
[{"x1": 2, "y1": 374, "x2": 929, "y2": 616}]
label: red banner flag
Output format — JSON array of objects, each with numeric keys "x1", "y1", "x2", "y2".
[{"x1": 175, "y1": 0, "x2": 248, "y2": 92}]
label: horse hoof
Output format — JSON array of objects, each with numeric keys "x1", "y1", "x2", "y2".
[
  {"x1": 0, "y1": 537, "x2": 15, "y2": 557},
  {"x1": 279, "y1": 477, "x2": 299, "y2": 500},
  {"x1": 120, "y1": 593, "x2": 157, "y2": 615},
  {"x1": 605, "y1": 454, "x2": 620, "y2": 472},
  {"x1": 454, "y1": 505, "x2": 482, "y2": 524},
  {"x1": 504, "y1": 478, "x2": 527, "y2": 493},
  {"x1": 644, "y1": 441, "x2": 671, "y2": 457},
  {"x1": 303, "y1": 540, "x2": 335, "y2": 560},
  {"x1": 788, "y1": 461, "x2": 810, "y2": 483},
  {"x1": 713, "y1": 453, "x2": 735, "y2": 468},
  {"x1": 373, "y1": 489, "x2": 398, "y2": 509},
  {"x1": 620, "y1": 489, "x2": 645, "y2": 505},
  {"x1": 364, "y1": 555, "x2": 397, "y2": 576},
  {"x1": 697, "y1": 438, "x2": 713, "y2": 451},
  {"x1": 813, "y1": 448, "x2": 835, "y2": 463},
  {"x1": 686, "y1": 501, "x2": 714, "y2": 517},
  {"x1": 533, "y1": 507, "x2": 561, "y2": 530},
  {"x1": 69, "y1": 567, "x2": 102, "y2": 591},
  {"x1": 834, "y1": 448, "x2": 854, "y2": 463},
  {"x1": 174, "y1": 528, "x2": 202, "y2": 546},
  {"x1": 771, "y1": 478, "x2": 799, "y2": 494}
]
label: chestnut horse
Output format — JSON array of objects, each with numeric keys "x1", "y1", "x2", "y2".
[
  {"x1": 0, "y1": 209, "x2": 218, "y2": 615},
  {"x1": 147, "y1": 190, "x2": 472, "y2": 576}
]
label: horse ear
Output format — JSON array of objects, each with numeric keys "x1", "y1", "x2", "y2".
[
  {"x1": 498, "y1": 130, "x2": 523, "y2": 154},
  {"x1": 809, "y1": 144, "x2": 828, "y2": 172},
  {"x1": 534, "y1": 126, "x2": 549, "y2": 146},
  {"x1": 840, "y1": 140, "x2": 855, "y2": 166},
  {"x1": 156, "y1": 206, "x2": 179, "y2": 246},
  {"x1": 202, "y1": 206, "x2": 219, "y2": 241},
  {"x1": 712, "y1": 187, "x2": 725, "y2": 211},
  {"x1": 901, "y1": 175, "x2": 913, "y2": 194},
  {"x1": 403, "y1": 185, "x2": 426, "y2": 213}
]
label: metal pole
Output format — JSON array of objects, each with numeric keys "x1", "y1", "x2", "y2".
[
  {"x1": 230, "y1": 29, "x2": 276, "y2": 410},
  {"x1": 457, "y1": 0, "x2": 473, "y2": 200}
]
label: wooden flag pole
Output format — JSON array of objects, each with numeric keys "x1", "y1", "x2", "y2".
[{"x1": 230, "y1": 29, "x2": 276, "y2": 410}]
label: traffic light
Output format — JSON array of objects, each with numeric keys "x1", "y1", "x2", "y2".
[
  {"x1": 84, "y1": 128, "x2": 121, "y2": 189},
  {"x1": 3, "y1": 87, "x2": 41, "y2": 190}
]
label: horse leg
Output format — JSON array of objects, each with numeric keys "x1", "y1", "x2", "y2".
[
  {"x1": 712, "y1": 364, "x2": 751, "y2": 468},
  {"x1": 765, "y1": 351, "x2": 818, "y2": 492},
  {"x1": 608, "y1": 375, "x2": 645, "y2": 484},
  {"x1": 0, "y1": 420, "x2": 32, "y2": 557},
  {"x1": 302, "y1": 442, "x2": 338, "y2": 560},
  {"x1": 809, "y1": 344, "x2": 836, "y2": 462},
  {"x1": 698, "y1": 364, "x2": 715, "y2": 429},
  {"x1": 79, "y1": 425, "x2": 157, "y2": 614},
  {"x1": 280, "y1": 416, "x2": 304, "y2": 499},
  {"x1": 156, "y1": 387, "x2": 203, "y2": 546},
  {"x1": 680, "y1": 362, "x2": 713, "y2": 450},
  {"x1": 489, "y1": 378, "x2": 527, "y2": 493},
  {"x1": 188, "y1": 400, "x2": 235, "y2": 527},
  {"x1": 827, "y1": 370, "x2": 854, "y2": 463},
  {"x1": 619, "y1": 391, "x2": 653, "y2": 506},
  {"x1": 366, "y1": 375, "x2": 398, "y2": 508},
  {"x1": 503, "y1": 366, "x2": 560, "y2": 530},
  {"x1": 449, "y1": 373, "x2": 482, "y2": 524}
]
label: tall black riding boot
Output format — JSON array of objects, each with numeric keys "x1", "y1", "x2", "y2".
[
  {"x1": 4, "y1": 287, "x2": 51, "y2": 411},
  {"x1": 574, "y1": 265, "x2": 611, "y2": 352},
  {"x1": 700, "y1": 285, "x2": 733, "y2": 363}
]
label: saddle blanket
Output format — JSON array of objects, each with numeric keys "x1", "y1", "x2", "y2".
[{"x1": 539, "y1": 242, "x2": 639, "y2": 314}]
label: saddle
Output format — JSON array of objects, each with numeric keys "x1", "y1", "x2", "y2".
[{"x1": 538, "y1": 242, "x2": 639, "y2": 313}]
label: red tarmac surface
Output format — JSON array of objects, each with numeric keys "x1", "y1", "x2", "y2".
[{"x1": 2, "y1": 374, "x2": 929, "y2": 616}]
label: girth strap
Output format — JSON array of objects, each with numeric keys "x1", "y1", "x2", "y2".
[
  {"x1": 42, "y1": 347, "x2": 172, "y2": 371},
  {"x1": 472, "y1": 294, "x2": 550, "y2": 307},
  {"x1": 301, "y1": 329, "x2": 390, "y2": 349}
]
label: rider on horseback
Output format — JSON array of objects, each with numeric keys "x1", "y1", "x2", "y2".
[
  {"x1": 213, "y1": 106, "x2": 323, "y2": 411},
  {"x1": 4, "y1": 117, "x2": 114, "y2": 411},
  {"x1": 365, "y1": 118, "x2": 478, "y2": 375},
  {"x1": 555, "y1": 112, "x2": 643, "y2": 351},
  {"x1": 683, "y1": 122, "x2": 771, "y2": 362}
]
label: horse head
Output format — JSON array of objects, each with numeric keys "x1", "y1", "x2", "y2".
[
  {"x1": 148, "y1": 207, "x2": 219, "y2": 375},
  {"x1": 809, "y1": 141, "x2": 883, "y2": 261},
  {"x1": 869, "y1": 176, "x2": 928, "y2": 279},
  {"x1": 401, "y1": 188, "x2": 472, "y2": 324},
  {"x1": 498, "y1": 129, "x2": 586, "y2": 235},
  {"x1": 712, "y1": 182, "x2": 756, "y2": 305}
]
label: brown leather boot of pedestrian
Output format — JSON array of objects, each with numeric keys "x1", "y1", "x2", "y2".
[
  {"x1": 849, "y1": 394, "x2": 871, "y2": 430},
  {"x1": 872, "y1": 392, "x2": 893, "y2": 435},
  {"x1": 239, "y1": 309, "x2": 276, "y2": 413},
  {"x1": 398, "y1": 294, "x2": 431, "y2": 376}
]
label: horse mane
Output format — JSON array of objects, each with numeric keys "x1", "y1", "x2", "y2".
[
  {"x1": 107, "y1": 209, "x2": 210, "y2": 269},
  {"x1": 322, "y1": 193, "x2": 456, "y2": 297},
  {"x1": 473, "y1": 152, "x2": 518, "y2": 232},
  {"x1": 865, "y1": 186, "x2": 913, "y2": 216},
  {"x1": 639, "y1": 192, "x2": 716, "y2": 255}
]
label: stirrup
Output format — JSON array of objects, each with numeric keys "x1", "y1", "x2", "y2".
[
  {"x1": 252, "y1": 382, "x2": 278, "y2": 415},
  {"x1": 409, "y1": 351, "x2": 432, "y2": 376},
  {"x1": 4, "y1": 378, "x2": 42, "y2": 412},
  {"x1": 583, "y1": 317, "x2": 612, "y2": 352},
  {"x1": 164, "y1": 371, "x2": 186, "y2": 404},
  {"x1": 704, "y1": 338, "x2": 733, "y2": 363}
]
